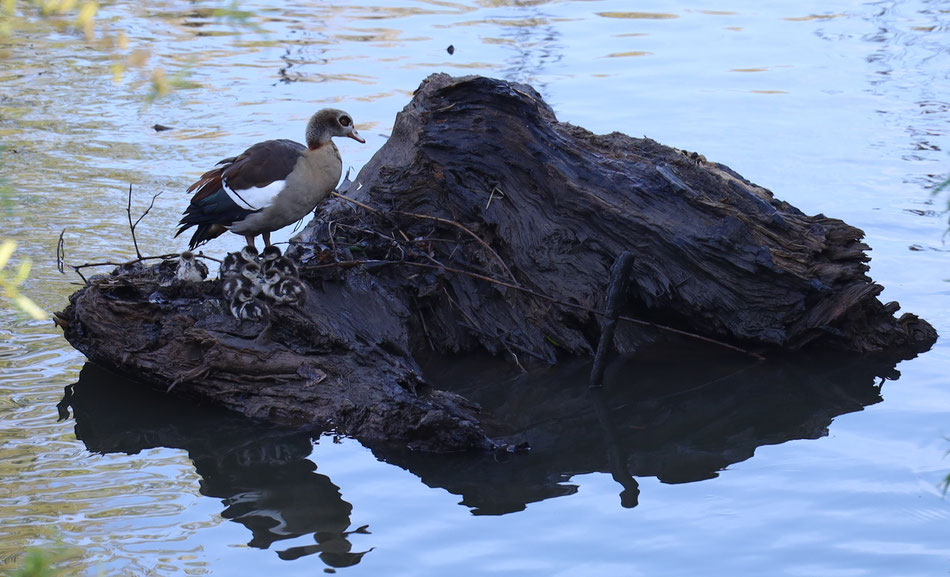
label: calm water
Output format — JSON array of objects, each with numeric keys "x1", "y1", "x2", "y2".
[{"x1": 2, "y1": 1, "x2": 949, "y2": 575}]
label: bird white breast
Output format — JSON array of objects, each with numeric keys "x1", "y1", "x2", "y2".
[
  {"x1": 176, "y1": 261, "x2": 205, "y2": 282},
  {"x1": 223, "y1": 179, "x2": 286, "y2": 211}
]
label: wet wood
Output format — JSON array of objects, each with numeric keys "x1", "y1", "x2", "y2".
[
  {"x1": 58, "y1": 74, "x2": 937, "y2": 451},
  {"x1": 589, "y1": 251, "x2": 634, "y2": 389}
]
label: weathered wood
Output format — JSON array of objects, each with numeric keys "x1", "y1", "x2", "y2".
[
  {"x1": 589, "y1": 251, "x2": 635, "y2": 389},
  {"x1": 58, "y1": 74, "x2": 937, "y2": 451}
]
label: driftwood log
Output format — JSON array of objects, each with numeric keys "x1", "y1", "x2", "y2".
[{"x1": 58, "y1": 74, "x2": 936, "y2": 451}]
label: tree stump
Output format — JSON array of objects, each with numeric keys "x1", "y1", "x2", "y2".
[{"x1": 58, "y1": 74, "x2": 937, "y2": 451}]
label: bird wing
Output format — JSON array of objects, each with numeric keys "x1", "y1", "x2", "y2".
[{"x1": 177, "y1": 139, "x2": 306, "y2": 247}]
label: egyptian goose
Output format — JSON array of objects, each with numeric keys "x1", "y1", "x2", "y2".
[{"x1": 176, "y1": 108, "x2": 364, "y2": 249}]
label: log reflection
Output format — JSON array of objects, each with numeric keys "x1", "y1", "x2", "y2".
[
  {"x1": 61, "y1": 344, "x2": 908, "y2": 523},
  {"x1": 60, "y1": 363, "x2": 371, "y2": 569},
  {"x1": 373, "y1": 345, "x2": 902, "y2": 514}
]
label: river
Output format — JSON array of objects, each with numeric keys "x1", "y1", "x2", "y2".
[{"x1": 1, "y1": 1, "x2": 948, "y2": 575}]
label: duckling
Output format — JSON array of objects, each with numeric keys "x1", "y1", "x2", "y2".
[
  {"x1": 236, "y1": 261, "x2": 263, "y2": 296},
  {"x1": 221, "y1": 273, "x2": 253, "y2": 301},
  {"x1": 260, "y1": 268, "x2": 283, "y2": 301},
  {"x1": 260, "y1": 245, "x2": 282, "y2": 270},
  {"x1": 267, "y1": 255, "x2": 299, "y2": 278},
  {"x1": 229, "y1": 287, "x2": 252, "y2": 319},
  {"x1": 219, "y1": 245, "x2": 260, "y2": 278},
  {"x1": 274, "y1": 276, "x2": 307, "y2": 307},
  {"x1": 175, "y1": 250, "x2": 208, "y2": 282},
  {"x1": 229, "y1": 288, "x2": 270, "y2": 323},
  {"x1": 241, "y1": 298, "x2": 269, "y2": 323}
]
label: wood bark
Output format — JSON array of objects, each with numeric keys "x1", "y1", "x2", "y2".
[{"x1": 58, "y1": 74, "x2": 937, "y2": 451}]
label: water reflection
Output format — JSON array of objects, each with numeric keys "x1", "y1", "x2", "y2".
[
  {"x1": 64, "y1": 345, "x2": 910, "y2": 524},
  {"x1": 60, "y1": 364, "x2": 371, "y2": 569},
  {"x1": 379, "y1": 346, "x2": 905, "y2": 514}
]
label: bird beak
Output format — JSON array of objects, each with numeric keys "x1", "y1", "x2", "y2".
[{"x1": 348, "y1": 130, "x2": 366, "y2": 144}]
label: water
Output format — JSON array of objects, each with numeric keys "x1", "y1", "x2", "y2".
[{"x1": 2, "y1": 0, "x2": 949, "y2": 575}]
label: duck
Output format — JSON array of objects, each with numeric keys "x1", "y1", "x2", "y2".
[
  {"x1": 220, "y1": 245, "x2": 259, "y2": 278},
  {"x1": 260, "y1": 268, "x2": 283, "y2": 301},
  {"x1": 235, "y1": 262, "x2": 263, "y2": 296},
  {"x1": 265, "y1": 255, "x2": 298, "y2": 278},
  {"x1": 229, "y1": 288, "x2": 269, "y2": 322},
  {"x1": 274, "y1": 276, "x2": 307, "y2": 307},
  {"x1": 175, "y1": 250, "x2": 208, "y2": 282},
  {"x1": 176, "y1": 108, "x2": 364, "y2": 250},
  {"x1": 259, "y1": 245, "x2": 282, "y2": 270},
  {"x1": 221, "y1": 272, "x2": 252, "y2": 301}
]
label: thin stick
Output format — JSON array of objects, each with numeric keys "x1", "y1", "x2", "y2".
[
  {"x1": 302, "y1": 258, "x2": 765, "y2": 360},
  {"x1": 56, "y1": 229, "x2": 66, "y2": 274},
  {"x1": 126, "y1": 184, "x2": 164, "y2": 260},
  {"x1": 329, "y1": 191, "x2": 519, "y2": 286},
  {"x1": 126, "y1": 184, "x2": 141, "y2": 259},
  {"x1": 70, "y1": 252, "x2": 182, "y2": 284}
]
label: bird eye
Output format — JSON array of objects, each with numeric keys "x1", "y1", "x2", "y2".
[{"x1": 339, "y1": 116, "x2": 352, "y2": 127}]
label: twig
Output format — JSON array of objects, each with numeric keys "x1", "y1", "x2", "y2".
[
  {"x1": 70, "y1": 252, "x2": 182, "y2": 285},
  {"x1": 486, "y1": 185, "x2": 505, "y2": 209},
  {"x1": 329, "y1": 190, "x2": 519, "y2": 286},
  {"x1": 589, "y1": 252, "x2": 635, "y2": 388},
  {"x1": 126, "y1": 183, "x2": 164, "y2": 260},
  {"x1": 126, "y1": 184, "x2": 141, "y2": 259},
  {"x1": 56, "y1": 229, "x2": 66, "y2": 274},
  {"x1": 417, "y1": 308, "x2": 435, "y2": 351},
  {"x1": 302, "y1": 258, "x2": 765, "y2": 361}
]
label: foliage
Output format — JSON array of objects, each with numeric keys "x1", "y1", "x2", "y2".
[
  {"x1": 0, "y1": 240, "x2": 46, "y2": 320},
  {"x1": 5, "y1": 548, "x2": 65, "y2": 577}
]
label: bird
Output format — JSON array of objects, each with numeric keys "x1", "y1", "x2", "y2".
[
  {"x1": 260, "y1": 268, "x2": 283, "y2": 301},
  {"x1": 229, "y1": 288, "x2": 269, "y2": 322},
  {"x1": 274, "y1": 276, "x2": 307, "y2": 307},
  {"x1": 175, "y1": 250, "x2": 208, "y2": 282},
  {"x1": 220, "y1": 245, "x2": 259, "y2": 278},
  {"x1": 259, "y1": 245, "x2": 282, "y2": 270},
  {"x1": 176, "y1": 108, "x2": 365, "y2": 250},
  {"x1": 265, "y1": 255, "x2": 298, "y2": 278},
  {"x1": 235, "y1": 262, "x2": 263, "y2": 296},
  {"x1": 221, "y1": 273, "x2": 253, "y2": 301}
]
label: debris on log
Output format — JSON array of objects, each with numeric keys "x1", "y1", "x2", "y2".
[{"x1": 58, "y1": 74, "x2": 937, "y2": 451}]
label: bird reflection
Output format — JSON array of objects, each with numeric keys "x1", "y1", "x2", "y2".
[{"x1": 60, "y1": 363, "x2": 371, "y2": 569}]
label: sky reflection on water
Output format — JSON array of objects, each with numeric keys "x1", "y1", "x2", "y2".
[{"x1": 1, "y1": 0, "x2": 949, "y2": 575}]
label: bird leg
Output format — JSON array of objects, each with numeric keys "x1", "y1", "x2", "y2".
[
  {"x1": 244, "y1": 235, "x2": 257, "y2": 249},
  {"x1": 262, "y1": 232, "x2": 272, "y2": 247}
]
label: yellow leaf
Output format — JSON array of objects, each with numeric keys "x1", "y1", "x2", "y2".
[
  {"x1": 13, "y1": 293, "x2": 46, "y2": 320},
  {"x1": 13, "y1": 259, "x2": 30, "y2": 284},
  {"x1": 0, "y1": 239, "x2": 15, "y2": 270},
  {"x1": 57, "y1": 0, "x2": 77, "y2": 14},
  {"x1": 77, "y1": 1, "x2": 97, "y2": 40}
]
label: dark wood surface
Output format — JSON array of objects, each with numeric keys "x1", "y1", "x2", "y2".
[{"x1": 58, "y1": 74, "x2": 936, "y2": 451}]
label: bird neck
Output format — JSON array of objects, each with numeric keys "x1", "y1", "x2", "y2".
[{"x1": 306, "y1": 123, "x2": 333, "y2": 150}]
